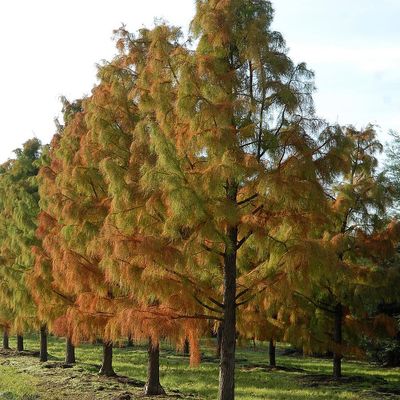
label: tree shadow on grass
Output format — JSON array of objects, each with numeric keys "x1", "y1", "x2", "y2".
[{"x1": 297, "y1": 373, "x2": 400, "y2": 398}]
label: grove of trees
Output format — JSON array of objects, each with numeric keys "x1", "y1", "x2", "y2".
[{"x1": 0, "y1": 1, "x2": 399, "y2": 400}]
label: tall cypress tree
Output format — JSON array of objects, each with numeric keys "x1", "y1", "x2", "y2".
[
  {"x1": 0, "y1": 139, "x2": 46, "y2": 357},
  {"x1": 281, "y1": 126, "x2": 400, "y2": 378},
  {"x1": 35, "y1": 97, "x2": 121, "y2": 375},
  {"x1": 29, "y1": 135, "x2": 77, "y2": 363},
  {"x1": 124, "y1": 2, "x2": 328, "y2": 399},
  {"x1": 87, "y1": 40, "x2": 205, "y2": 393}
]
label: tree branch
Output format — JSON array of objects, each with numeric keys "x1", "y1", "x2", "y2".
[
  {"x1": 237, "y1": 231, "x2": 253, "y2": 250},
  {"x1": 193, "y1": 293, "x2": 222, "y2": 314},
  {"x1": 237, "y1": 194, "x2": 258, "y2": 206},
  {"x1": 202, "y1": 243, "x2": 225, "y2": 257}
]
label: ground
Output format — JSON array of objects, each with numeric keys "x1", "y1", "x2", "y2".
[{"x1": 0, "y1": 336, "x2": 399, "y2": 399}]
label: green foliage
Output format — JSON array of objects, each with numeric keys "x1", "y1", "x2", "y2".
[
  {"x1": 384, "y1": 130, "x2": 400, "y2": 211},
  {"x1": 278, "y1": 126, "x2": 400, "y2": 360},
  {"x1": 0, "y1": 138, "x2": 43, "y2": 333}
]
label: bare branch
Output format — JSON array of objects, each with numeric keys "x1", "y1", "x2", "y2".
[
  {"x1": 237, "y1": 231, "x2": 253, "y2": 250},
  {"x1": 202, "y1": 243, "x2": 225, "y2": 257},
  {"x1": 193, "y1": 293, "x2": 222, "y2": 314},
  {"x1": 237, "y1": 194, "x2": 258, "y2": 206}
]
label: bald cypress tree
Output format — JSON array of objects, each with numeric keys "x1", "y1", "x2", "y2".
[
  {"x1": 29, "y1": 134, "x2": 78, "y2": 363},
  {"x1": 35, "y1": 97, "x2": 121, "y2": 375},
  {"x1": 281, "y1": 126, "x2": 400, "y2": 379},
  {"x1": 121, "y1": 1, "x2": 330, "y2": 398},
  {"x1": 0, "y1": 209, "x2": 19, "y2": 349},
  {"x1": 0, "y1": 139, "x2": 51, "y2": 360},
  {"x1": 86, "y1": 52, "x2": 168, "y2": 391},
  {"x1": 0, "y1": 308, "x2": 13, "y2": 350},
  {"x1": 85, "y1": 36, "x2": 206, "y2": 393},
  {"x1": 385, "y1": 130, "x2": 400, "y2": 209}
]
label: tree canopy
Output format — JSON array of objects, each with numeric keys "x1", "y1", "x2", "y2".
[{"x1": 0, "y1": 1, "x2": 399, "y2": 400}]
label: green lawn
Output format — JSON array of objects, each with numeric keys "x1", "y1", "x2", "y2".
[
  {"x1": 0, "y1": 364, "x2": 38, "y2": 399},
  {"x1": 0, "y1": 335, "x2": 399, "y2": 399}
]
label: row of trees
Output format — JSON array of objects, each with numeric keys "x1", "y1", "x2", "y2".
[{"x1": 1, "y1": 1, "x2": 400, "y2": 399}]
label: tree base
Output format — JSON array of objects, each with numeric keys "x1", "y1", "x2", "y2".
[
  {"x1": 65, "y1": 338, "x2": 76, "y2": 364},
  {"x1": 333, "y1": 355, "x2": 342, "y2": 380},
  {"x1": 3, "y1": 329, "x2": 10, "y2": 350},
  {"x1": 99, "y1": 342, "x2": 116, "y2": 377},
  {"x1": 144, "y1": 383, "x2": 166, "y2": 396},
  {"x1": 98, "y1": 367, "x2": 117, "y2": 377},
  {"x1": 17, "y1": 335, "x2": 24, "y2": 352},
  {"x1": 333, "y1": 371, "x2": 342, "y2": 381},
  {"x1": 269, "y1": 339, "x2": 276, "y2": 367},
  {"x1": 183, "y1": 338, "x2": 189, "y2": 356},
  {"x1": 40, "y1": 326, "x2": 48, "y2": 362}
]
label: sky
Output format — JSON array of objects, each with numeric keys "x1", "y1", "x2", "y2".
[{"x1": 0, "y1": 0, "x2": 399, "y2": 162}]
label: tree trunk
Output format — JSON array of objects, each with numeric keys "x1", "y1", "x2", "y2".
[
  {"x1": 40, "y1": 325, "x2": 48, "y2": 362},
  {"x1": 144, "y1": 338, "x2": 165, "y2": 395},
  {"x1": 126, "y1": 334, "x2": 134, "y2": 348},
  {"x1": 99, "y1": 341, "x2": 116, "y2": 376},
  {"x1": 3, "y1": 328, "x2": 10, "y2": 350},
  {"x1": 216, "y1": 324, "x2": 223, "y2": 358},
  {"x1": 218, "y1": 223, "x2": 238, "y2": 400},
  {"x1": 269, "y1": 339, "x2": 276, "y2": 367},
  {"x1": 183, "y1": 338, "x2": 189, "y2": 356},
  {"x1": 65, "y1": 337, "x2": 76, "y2": 364},
  {"x1": 333, "y1": 303, "x2": 343, "y2": 379},
  {"x1": 17, "y1": 335, "x2": 24, "y2": 352}
]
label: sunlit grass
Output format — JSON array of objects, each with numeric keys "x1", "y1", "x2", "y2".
[
  {"x1": 0, "y1": 364, "x2": 38, "y2": 399},
  {"x1": 2, "y1": 335, "x2": 399, "y2": 399}
]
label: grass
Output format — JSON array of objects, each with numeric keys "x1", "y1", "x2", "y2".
[
  {"x1": 0, "y1": 335, "x2": 399, "y2": 399},
  {"x1": 0, "y1": 364, "x2": 38, "y2": 399}
]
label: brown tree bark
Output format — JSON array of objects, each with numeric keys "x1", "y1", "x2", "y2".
[
  {"x1": 269, "y1": 339, "x2": 276, "y2": 367},
  {"x1": 183, "y1": 338, "x2": 189, "y2": 356},
  {"x1": 40, "y1": 325, "x2": 48, "y2": 362},
  {"x1": 218, "y1": 219, "x2": 238, "y2": 400},
  {"x1": 333, "y1": 303, "x2": 343, "y2": 379},
  {"x1": 17, "y1": 335, "x2": 24, "y2": 352},
  {"x1": 144, "y1": 338, "x2": 165, "y2": 396},
  {"x1": 216, "y1": 324, "x2": 223, "y2": 358},
  {"x1": 126, "y1": 334, "x2": 134, "y2": 348},
  {"x1": 65, "y1": 337, "x2": 76, "y2": 364},
  {"x1": 2, "y1": 328, "x2": 10, "y2": 350},
  {"x1": 99, "y1": 341, "x2": 116, "y2": 376}
]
